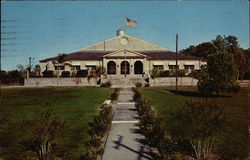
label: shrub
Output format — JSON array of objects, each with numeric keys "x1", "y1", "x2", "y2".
[
  {"x1": 88, "y1": 105, "x2": 113, "y2": 137},
  {"x1": 178, "y1": 100, "x2": 224, "y2": 159},
  {"x1": 42, "y1": 70, "x2": 54, "y2": 77},
  {"x1": 79, "y1": 150, "x2": 98, "y2": 160},
  {"x1": 226, "y1": 82, "x2": 240, "y2": 93},
  {"x1": 61, "y1": 71, "x2": 70, "y2": 77},
  {"x1": 170, "y1": 69, "x2": 187, "y2": 77},
  {"x1": 144, "y1": 83, "x2": 150, "y2": 87},
  {"x1": 100, "y1": 81, "x2": 111, "y2": 88},
  {"x1": 133, "y1": 89, "x2": 141, "y2": 102},
  {"x1": 83, "y1": 105, "x2": 114, "y2": 159},
  {"x1": 134, "y1": 91, "x2": 175, "y2": 159},
  {"x1": 76, "y1": 70, "x2": 88, "y2": 77},
  {"x1": 22, "y1": 103, "x2": 66, "y2": 160},
  {"x1": 135, "y1": 82, "x2": 142, "y2": 88},
  {"x1": 188, "y1": 69, "x2": 200, "y2": 78},
  {"x1": 110, "y1": 88, "x2": 119, "y2": 101},
  {"x1": 159, "y1": 70, "x2": 170, "y2": 77}
]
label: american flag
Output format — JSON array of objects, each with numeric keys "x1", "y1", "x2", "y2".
[{"x1": 126, "y1": 18, "x2": 137, "y2": 27}]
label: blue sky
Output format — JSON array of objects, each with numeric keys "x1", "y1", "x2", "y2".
[{"x1": 1, "y1": 1, "x2": 249, "y2": 71}]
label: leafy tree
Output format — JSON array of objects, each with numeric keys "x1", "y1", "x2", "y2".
[
  {"x1": 35, "y1": 64, "x2": 41, "y2": 77},
  {"x1": 192, "y1": 35, "x2": 240, "y2": 96},
  {"x1": 207, "y1": 50, "x2": 238, "y2": 95},
  {"x1": 182, "y1": 35, "x2": 248, "y2": 80},
  {"x1": 150, "y1": 68, "x2": 160, "y2": 86},
  {"x1": 181, "y1": 42, "x2": 216, "y2": 59},
  {"x1": 196, "y1": 66, "x2": 217, "y2": 96},
  {"x1": 53, "y1": 53, "x2": 68, "y2": 78},
  {"x1": 225, "y1": 36, "x2": 248, "y2": 80},
  {"x1": 243, "y1": 48, "x2": 250, "y2": 79}
]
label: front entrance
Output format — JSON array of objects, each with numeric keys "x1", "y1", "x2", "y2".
[
  {"x1": 134, "y1": 61, "x2": 143, "y2": 74},
  {"x1": 107, "y1": 61, "x2": 116, "y2": 74},
  {"x1": 121, "y1": 61, "x2": 130, "y2": 75}
]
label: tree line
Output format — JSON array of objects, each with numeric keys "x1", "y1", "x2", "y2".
[
  {"x1": 181, "y1": 35, "x2": 249, "y2": 96},
  {"x1": 181, "y1": 35, "x2": 250, "y2": 80}
]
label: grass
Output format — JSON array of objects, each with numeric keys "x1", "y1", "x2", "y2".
[
  {"x1": 141, "y1": 86, "x2": 249, "y2": 160},
  {"x1": 0, "y1": 87, "x2": 111, "y2": 160}
]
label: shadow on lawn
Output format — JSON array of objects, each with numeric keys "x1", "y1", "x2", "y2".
[{"x1": 166, "y1": 89, "x2": 231, "y2": 98}]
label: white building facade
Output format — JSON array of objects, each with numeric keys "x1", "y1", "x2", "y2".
[{"x1": 40, "y1": 29, "x2": 206, "y2": 78}]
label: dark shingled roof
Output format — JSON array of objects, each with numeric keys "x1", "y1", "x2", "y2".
[
  {"x1": 40, "y1": 50, "x2": 206, "y2": 62},
  {"x1": 40, "y1": 51, "x2": 112, "y2": 62},
  {"x1": 139, "y1": 51, "x2": 206, "y2": 61}
]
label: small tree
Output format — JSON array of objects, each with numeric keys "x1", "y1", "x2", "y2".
[
  {"x1": 53, "y1": 53, "x2": 68, "y2": 85},
  {"x1": 35, "y1": 64, "x2": 41, "y2": 77},
  {"x1": 150, "y1": 68, "x2": 160, "y2": 86},
  {"x1": 22, "y1": 103, "x2": 66, "y2": 160},
  {"x1": 179, "y1": 100, "x2": 224, "y2": 159}
]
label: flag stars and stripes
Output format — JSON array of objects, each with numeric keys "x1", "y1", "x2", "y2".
[{"x1": 126, "y1": 18, "x2": 137, "y2": 27}]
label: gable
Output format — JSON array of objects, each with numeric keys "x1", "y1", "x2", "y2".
[
  {"x1": 81, "y1": 34, "x2": 168, "y2": 51},
  {"x1": 103, "y1": 49, "x2": 147, "y2": 58}
]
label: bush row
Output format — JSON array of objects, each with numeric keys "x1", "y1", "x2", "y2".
[
  {"x1": 80, "y1": 105, "x2": 114, "y2": 160},
  {"x1": 1, "y1": 70, "x2": 24, "y2": 84},
  {"x1": 100, "y1": 81, "x2": 112, "y2": 88},
  {"x1": 152, "y1": 69, "x2": 189, "y2": 78},
  {"x1": 42, "y1": 70, "x2": 88, "y2": 78},
  {"x1": 133, "y1": 88, "x2": 176, "y2": 160},
  {"x1": 110, "y1": 88, "x2": 120, "y2": 101}
]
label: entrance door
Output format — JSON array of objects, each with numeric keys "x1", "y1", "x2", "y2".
[
  {"x1": 134, "y1": 61, "x2": 143, "y2": 74},
  {"x1": 107, "y1": 61, "x2": 116, "y2": 74},
  {"x1": 121, "y1": 61, "x2": 130, "y2": 75}
]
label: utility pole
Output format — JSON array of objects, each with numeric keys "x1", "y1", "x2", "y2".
[
  {"x1": 29, "y1": 57, "x2": 32, "y2": 72},
  {"x1": 176, "y1": 34, "x2": 178, "y2": 92},
  {"x1": 27, "y1": 57, "x2": 32, "y2": 79}
]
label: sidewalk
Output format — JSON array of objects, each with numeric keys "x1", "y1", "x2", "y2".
[{"x1": 102, "y1": 88, "x2": 151, "y2": 160}]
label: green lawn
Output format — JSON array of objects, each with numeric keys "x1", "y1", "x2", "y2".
[
  {"x1": 0, "y1": 87, "x2": 111, "y2": 160},
  {"x1": 141, "y1": 86, "x2": 249, "y2": 160}
]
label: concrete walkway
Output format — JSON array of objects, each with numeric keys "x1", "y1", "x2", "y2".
[{"x1": 102, "y1": 88, "x2": 151, "y2": 160}]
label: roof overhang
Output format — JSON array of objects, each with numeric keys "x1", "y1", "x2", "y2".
[
  {"x1": 168, "y1": 62, "x2": 180, "y2": 65},
  {"x1": 184, "y1": 62, "x2": 195, "y2": 65},
  {"x1": 153, "y1": 62, "x2": 164, "y2": 65},
  {"x1": 85, "y1": 62, "x2": 98, "y2": 66}
]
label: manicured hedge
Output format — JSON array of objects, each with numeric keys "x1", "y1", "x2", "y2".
[
  {"x1": 42, "y1": 70, "x2": 54, "y2": 77},
  {"x1": 61, "y1": 71, "x2": 71, "y2": 77},
  {"x1": 76, "y1": 70, "x2": 88, "y2": 77}
]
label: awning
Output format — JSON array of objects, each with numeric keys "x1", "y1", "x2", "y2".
[
  {"x1": 153, "y1": 62, "x2": 164, "y2": 65},
  {"x1": 184, "y1": 62, "x2": 195, "y2": 65}
]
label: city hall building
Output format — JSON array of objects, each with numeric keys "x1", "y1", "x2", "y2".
[{"x1": 39, "y1": 29, "x2": 206, "y2": 79}]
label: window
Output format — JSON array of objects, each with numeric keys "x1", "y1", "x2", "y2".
[
  {"x1": 184, "y1": 65, "x2": 195, "y2": 70},
  {"x1": 168, "y1": 65, "x2": 179, "y2": 70},
  {"x1": 54, "y1": 66, "x2": 65, "y2": 70},
  {"x1": 153, "y1": 65, "x2": 164, "y2": 70},
  {"x1": 70, "y1": 65, "x2": 80, "y2": 71},
  {"x1": 86, "y1": 65, "x2": 96, "y2": 71}
]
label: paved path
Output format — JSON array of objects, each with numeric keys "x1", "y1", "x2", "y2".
[{"x1": 102, "y1": 88, "x2": 151, "y2": 160}]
